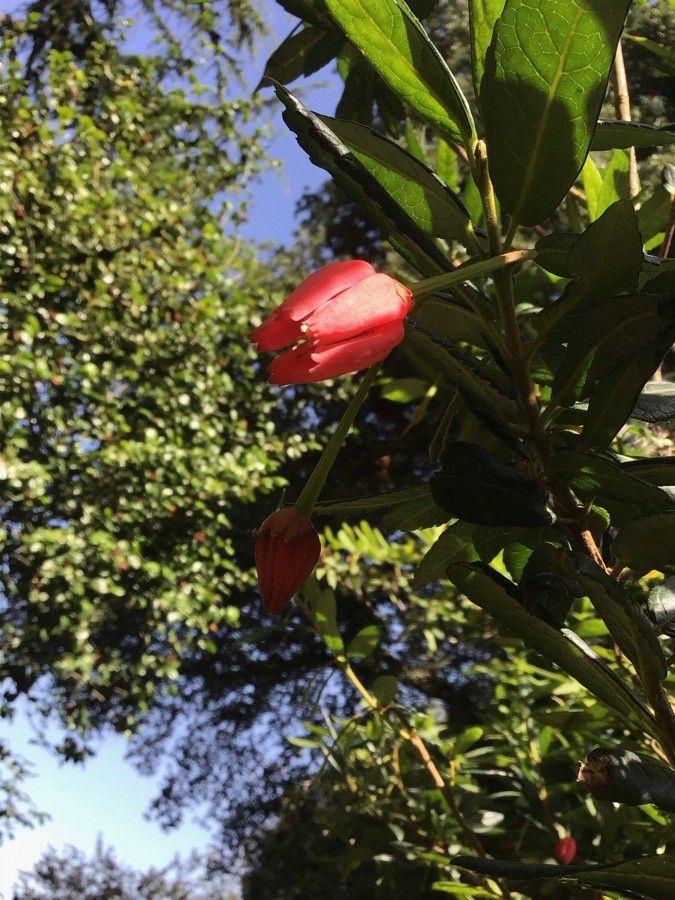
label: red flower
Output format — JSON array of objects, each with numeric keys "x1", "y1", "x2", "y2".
[
  {"x1": 254, "y1": 508, "x2": 321, "y2": 614},
  {"x1": 250, "y1": 260, "x2": 413, "y2": 384},
  {"x1": 554, "y1": 836, "x2": 577, "y2": 866}
]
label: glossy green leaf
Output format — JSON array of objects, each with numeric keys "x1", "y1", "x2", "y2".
[
  {"x1": 446, "y1": 563, "x2": 658, "y2": 735},
  {"x1": 481, "y1": 0, "x2": 631, "y2": 226},
  {"x1": 582, "y1": 155, "x2": 603, "y2": 221},
  {"x1": 274, "y1": 83, "x2": 451, "y2": 276},
  {"x1": 591, "y1": 120, "x2": 675, "y2": 151},
  {"x1": 431, "y1": 442, "x2": 555, "y2": 527},
  {"x1": 322, "y1": 0, "x2": 475, "y2": 141},
  {"x1": 320, "y1": 116, "x2": 479, "y2": 246}
]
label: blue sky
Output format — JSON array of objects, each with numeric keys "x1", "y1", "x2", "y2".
[{"x1": 0, "y1": 0, "x2": 341, "y2": 893}]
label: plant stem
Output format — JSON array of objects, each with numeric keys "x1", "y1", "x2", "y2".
[
  {"x1": 411, "y1": 249, "x2": 536, "y2": 300},
  {"x1": 295, "y1": 363, "x2": 380, "y2": 516},
  {"x1": 612, "y1": 40, "x2": 640, "y2": 199}
]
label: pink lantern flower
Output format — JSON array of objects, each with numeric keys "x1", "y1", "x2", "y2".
[{"x1": 250, "y1": 260, "x2": 413, "y2": 384}]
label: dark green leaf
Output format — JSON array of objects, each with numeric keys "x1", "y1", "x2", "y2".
[
  {"x1": 575, "y1": 557, "x2": 667, "y2": 682},
  {"x1": 322, "y1": 0, "x2": 475, "y2": 141},
  {"x1": 578, "y1": 747, "x2": 675, "y2": 813},
  {"x1": 319, "y1": 116, "x2": 479, "y2": 247},
  {"x1": 274, "y1": 83, "x2": 452, "y2": 276},
  {"x1": 632, "y1": 381, "x2": 675, "y2": 423},
  {"x1": 446, "y1": 563, "x2": 658, "y2": 735},
  {"x1": 370, "y1": 675, "x2": 397, "y2": 706},
  {"x1": 432, "y1": 443, "x2": 554, "y2": 527},
  {"x1": 259, "y1": 26, "x2": 342, "y2": 88},
  {"x1": 591, "y1": 120, "x2": 675, "y2": 151},
  {"x1": 536, "y1": 201, "x2": 644, "y2": 345},
  {"x1": 612, "y1": 513, "x2": 675, "y2": 575},
  {"x1": 534, "y1": 233, "x2": 578, "y2": 278},
  {"x1": 549, "y1": 449, "x2": 672, "y2": 513},
  {"x1": 481, "y1": 0, "x2": 631, "y2": 226}
]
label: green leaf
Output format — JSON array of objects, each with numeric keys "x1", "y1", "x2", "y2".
[
  {"x1": 259, "y1": 26, "x2": 342, "y2": 87},
  {"x1": 370, "y1": 674, "x2": 397, "y2": 706},
  {"x1": 453, "y1": 725, "x2": 484, "y2": 754},
  {"x1": 308, "y1": 584, "x2": 344, "y2": 654},
  {"x1": 274, "y1": 83, "x2": 452, "y2": 276},
  {"x1": 322, "y1": 0, "x2": 475, "y2": 141},
  {"x1": 446, "y1": 563, "x2": 658, "y2": 736},
  {"x1": 632, "y1": 381, "x2": 675, "y2": 423},
  {"x1": 578, "y1": 747, "x2": 675, "y2": 813},
  {"x1": 625, "y1": 33, "x2": 675, "y2": 67},
  {"x1": 536, "y1": 201, "x2": 644, "y2": 345},
  {"x1": 431, "y1": 442, "x2": 555, "y2": 527},
  {"x1": 413, "y1": 524, "x2": 476, "y2": 589},
  {"x1": 405, "y1": 330, "x2": 523, "y2": 455},
  {"x1": 383, "y1": 488, "x2": 450, "y2": 532},
  {"x1": 612, "y1": 512, "x2": 675, "y2": 575},
  {"x1": 314, "y1": 484, "x2": 432, "y2": 518},
  {"x1": 481, "y1": 0, "x2": 631, "y2": 226},
  {"x1": 621, "y1": 457, "x2": 675, "y2": 488},
  {"x1": 638, "y1": 186, "x2": 672, "y2": 245},
  {"x1": 436, "y1": 139, "x2": 459, "y2": 191},
  {"x1": 549, "y1": 449, "x2": 672, "y2": 516},
  {"x1": 469, "y1": 0, "x2": 505, "y2": 93},
  {"x1": 534, "y1": 233, "x2": 578, "y2": 278},
  {"x1": 596, "y1": 149, "x2": 630, "y2": 218},
  {"x1": 550, "y1": 293, "x2": 675, "y2": 408},
  {"x1": 346, "y1": 624, "x2": 380, "y2": 660},
  {"x1": 320, "y1": 116, "x2": 479, "y2": 247},
  {"x1": 381, "y1": 377, "x2": 428, "y2": 403},
  {"x1": 581, "y1": 340, "x2": 675, "y2": 450},
  {"x1": 582, "y1": 155, "x2": 603, "y2": 222},
  {"x1": 575, "y1": 557, "x2": 667, "y2": 682},
  {"x1": 591, "y1": 120, "x2": 675, "y2": 151}
]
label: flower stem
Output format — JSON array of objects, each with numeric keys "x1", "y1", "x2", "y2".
[
  {"x1": 294, "y1": 363, "x2": 381, "y2": 516},
  {"x1": 410, "y1": 250, "x2": 535, "y2": 300}
]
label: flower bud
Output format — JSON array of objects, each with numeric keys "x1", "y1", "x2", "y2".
[
  {"x1": 254, "y1": 508, "x2": 321, "y2": 614},
  {"x1": 554, "y1": 836, "x2": 577, "y2": 866}
]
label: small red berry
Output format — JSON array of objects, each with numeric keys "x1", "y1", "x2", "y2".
[{"x1": 554, "y1": 836, "x2": 577, "y2": 866}]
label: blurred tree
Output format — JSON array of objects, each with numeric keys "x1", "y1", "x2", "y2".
[{"x1": 13, "y1": 839, "x2": 237, "y2": 899}]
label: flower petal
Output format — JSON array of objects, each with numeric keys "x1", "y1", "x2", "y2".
[
  {"x1": 268, "y1": 320, "x2": 405, "y2": 385},
  {"x1": 280, "y1": 260, "x2": 375, "y2": 323},
  {"x1": 249, "y1": 311, "x2": 302, "y2": 352},
  {"x1": 305, "y1": 274, "x2": 413, "y2": 346}
]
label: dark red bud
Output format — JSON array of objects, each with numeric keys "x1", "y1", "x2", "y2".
[
  {"x1": 254, "y1": 508, "x2": 320, "y2": 614},
  {"x1": 554, "y1": 836, "x2": 577, "y2": 866}
]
